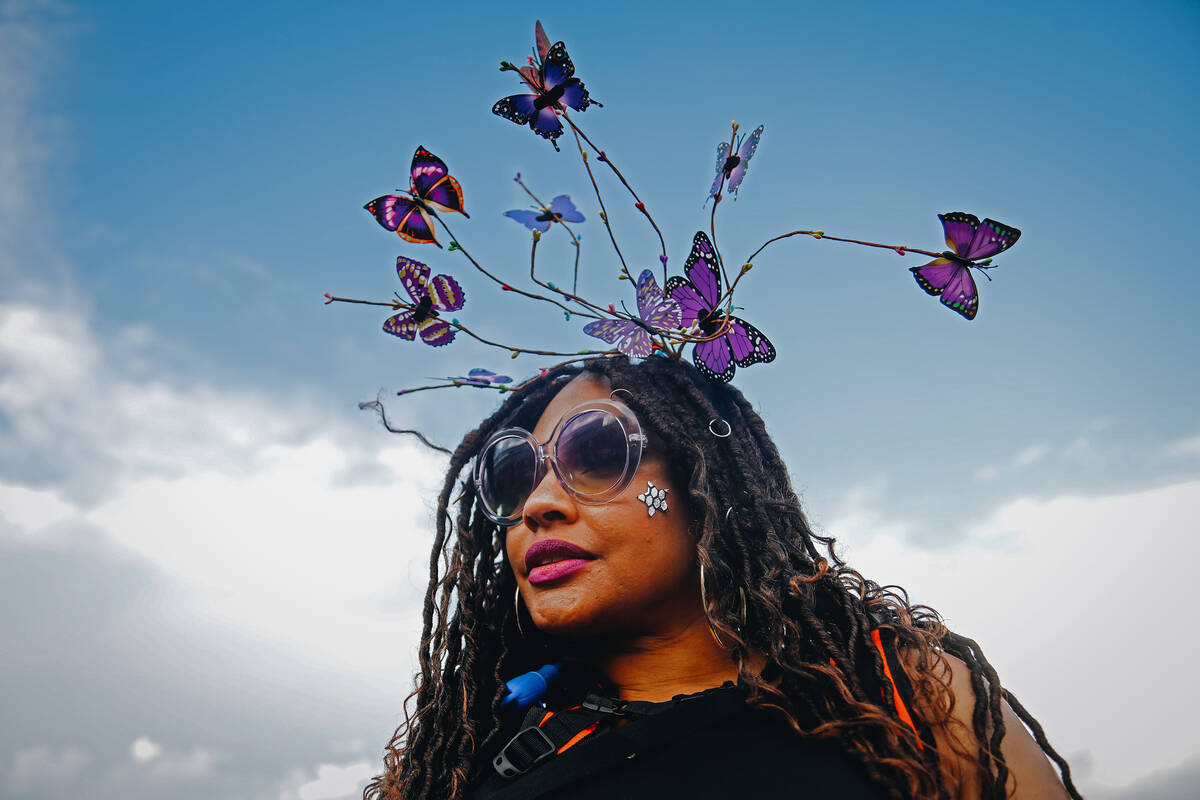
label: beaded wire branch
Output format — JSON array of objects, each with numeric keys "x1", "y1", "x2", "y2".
[{"x1": 326, "y1": 20, "x2": 1023, "y2": 408}]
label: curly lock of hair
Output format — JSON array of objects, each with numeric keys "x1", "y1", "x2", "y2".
[{"x1": 363, "y1": 357, "x2": 1081, "y2": 800}]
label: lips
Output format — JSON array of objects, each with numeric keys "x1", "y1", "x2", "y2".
[
  {"x1": 524, "y1": 539, "x2": 595, "y2": 572},
  {"x1": 524, "y1": 539, "x2": 595, "y2": 585}
]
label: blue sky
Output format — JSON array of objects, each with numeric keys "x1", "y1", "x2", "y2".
[{"x1": 2, "y1": 1, "x2": 1199, "y2": 798}]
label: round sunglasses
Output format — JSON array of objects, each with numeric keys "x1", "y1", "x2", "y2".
[{"x1": 475, "y1": 398, "x2": 649, "y2": 526}]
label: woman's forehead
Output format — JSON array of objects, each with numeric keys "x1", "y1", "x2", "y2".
[{"x1": 530, "y1": 373, "x2": 614, "y2": 440}]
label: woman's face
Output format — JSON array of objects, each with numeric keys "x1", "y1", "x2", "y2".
[{"x1": 505, "y1": 374, "x2": 702, "y2": 640}]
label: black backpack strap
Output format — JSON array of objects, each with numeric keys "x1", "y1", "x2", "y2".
[
  {"x1": 480, "y1": 686, "x2": 745, "y2": 800},
  {"x1": 492, "y1": 704, "x2": 612, "y2": 778}
]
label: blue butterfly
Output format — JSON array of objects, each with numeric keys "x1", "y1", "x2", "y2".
[{"x1": 503, "y1": 195, "x2": 585, "y2": 232}]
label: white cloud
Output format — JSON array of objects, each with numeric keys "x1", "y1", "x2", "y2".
[
  {"x1": 0, "y1": 299, "x2": 447, "y2": 682},
  {"x1": 279, "y1": 761, "x2": 373, "y2": 800},
  {"x1": 837, "y1": 479, "x2": 1200, "y2": 789},
  {"x1": 1167, "y1": 433, "x2": 1200, "y2": 457},
  {"x1": 129, "y1": 737, "x2": 162, "y2": 764},
  {"x1": 975, "y1": 440, "x2": 1053, "y2": 480},
  {"x1": 3, "y1": 746, "x2": 91, "y2": 794}
]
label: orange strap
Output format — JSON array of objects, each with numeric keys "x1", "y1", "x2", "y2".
[{"x1": 871, "y1": 628, "x2": 923, "y2": 748}]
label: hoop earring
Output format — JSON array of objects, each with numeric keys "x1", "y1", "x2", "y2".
[
  {"x1": 610, "y1": 388, "x2": 634, "y2": 402},
  {"x1": 514, "y1": 587, "x2": 527, "y2": 641},
  {"x1": 699, "y1": 562, "x2": 746, "y2": 649},
  {"x1": 708, "y1": 418, "x2": 732, "y2": 438}
]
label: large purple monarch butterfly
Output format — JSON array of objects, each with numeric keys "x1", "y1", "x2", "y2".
[
  {"x1": 383, "y1": 256, "x2": 465, "y2": 347},
  {"x1": 910, "y1": 212, "x2": 1022, "y2": 320},
  {"x1": 364, "y1": 147, "x2": 469, "y2": 248},
  {"x1": 504, "y1": 194, "x2": 585, "y2": 232},
  {"x1": 706, "y1": 124, "x2": 763, "y2": 205},
  {"x1": 583, "y1": 269, "x2": 683, "y2": 358},
  {"x1": 666, "y1": 232, "x2": 776, "y2": 382},
  {"x1": 493, "y1": 38, "x2": 601, "y2": 151}
]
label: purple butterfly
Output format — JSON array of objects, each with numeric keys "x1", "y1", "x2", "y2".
[
  {"x1": 448, "y1": 368, "x2": 512, "y2": 387},
  {"x1": 504, "y1": 194, "x2": 585, "y2": 232},
  {"x1": 911, "y1": 212, "x2": 1021, "y2": 320},
  {"x1": 666, "y1": 232, "x2": 776, "y2": 382},
  {"x1": 706, "y1": 125, "x2": 763, "y2": 205},
  {"x1": 583, "y1": 269, "x2": 682, "y2": 358},
  {"x1": 383, "y1": 256, "x2": 465, "y2": 347},
  {"x1": 494, "y1": 41, "x2": 600, "y2": 151},
  {"x1": 365, "y1": 147, "x2": 468, "y2": 248}
]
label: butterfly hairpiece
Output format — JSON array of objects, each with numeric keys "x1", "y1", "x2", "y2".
[
  {"x1": 365, "y1": 147, "x2": 469, "y2": 247},
  {"x1": 707, "y1": 124, "x2": 763, "y2": 205},
  {"x1": 504, "y1": 194, "x2": 585, "y2": 232},
  {"x1": 494, "y1": 23, "x2": 601, "y2": 150},
  {"x1": 666, "y1": 232, "x2": 776, "y2": 382},
  {"x1": 910, "y1": 212, "x2": 1021, "y2": 320},
  {"x1": 328, "y1": 25, "x2": 1028, "y2": 434},
  {"x1": 383, "y1": 256, "x2": 465, "y2": 346},
  {"x1": 583, "y1": 269, "x2": 682, "y2": 358}
]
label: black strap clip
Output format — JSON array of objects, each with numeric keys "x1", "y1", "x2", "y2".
[
  {"x1": 581, "y1": 693, "x2": 628, "y2": 717},
  {"x1": 492, "y1": 725, "x2": 557, "y2": 778}
]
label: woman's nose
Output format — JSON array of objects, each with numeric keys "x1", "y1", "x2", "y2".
[{"x1": 521, "y1": 465, "x2": 578, "y2": 532}]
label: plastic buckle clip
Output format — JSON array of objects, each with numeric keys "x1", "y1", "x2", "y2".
[
  {"x1": 492, "y1": 726, "x2": 557, "y2": 779},
  {"x1": 582, "y1": 693, "x2": 628, "y2": 717}
]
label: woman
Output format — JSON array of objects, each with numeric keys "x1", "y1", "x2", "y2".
[{"x1": 365, "y1": 357, "x2": 1080, "y2": 800}]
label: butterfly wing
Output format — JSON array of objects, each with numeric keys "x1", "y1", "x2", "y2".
[
  {"x1": 409, "y1": 147, "x2": 466, "y2": 216},
  {"x1": 693, "y1": 335, "x2": 737, "y2": 383},
  {"x1": 494, "y1": 93, "x2": 539, "y2": 124},
  {"x1": 725, "y1": 316, "x2": 776, "y2": 367},
  {"x1": 417, "y1": 319, "x2": 456, "y2": 347},
  {"x1": 542, "y1": 42, "x2": 595, "y2": 111},
  {"x1": 534, "y1": 20, "x2": 551, "y2": 61},
  {"x1": 582, "y1": 318, "x2": 653, "y2": 358},
  {"x1": 549, "y1": 194, "x2": 585, "y2": 223},
  {"x1": 395, "y1": 256, "x2": 432, "y2": 303},
  {"x1": 937, "y1": 212, "x2": 981, "y2": 256},
  {"x1": 910, "y1": 259, "x2": 979, "y2": 320},
  {"x1": 365, "y1": 195, "x2": 415, "y2": 232},
  {"x1": 962, "y1": 218, "x2": 1021, "y2": 261},
  {"x1": 383, "y1": 310, "x2": 419, "y2": 341},
  {"x1": 517, "y1": 65, "x2": 543, "y2": 91},
  {"x1": 635, "y1": 269, "x2": 682, "y2": 331},
  {"x1": 726, "y1": 125, "x2": 763, "y2": 196},
  {"x1": 428, "y1": 273, "x2": 465, "y2": 312},
  {"x1": 708, "y1": 142, "x2": 729, "y2": 200},
  {"x1": 504, "y1": 209, "x2": 551, "y2": 232},
  {"x1": 666, "y1": 233, "x2": 723, "y2": 327},
  {"x1": 468, "y1": 368, "x2": 511, "y2": 384}
]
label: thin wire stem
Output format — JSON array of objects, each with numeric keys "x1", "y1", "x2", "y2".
[
  {"x1": 513, "y1": 175, "x2": 584, "y2": 296},
  {"x1": 745, "y1": 229, "x2": 944, "y2": 264},
  {"x1": 570, "y1": 124, "x2": 628, "y2": 277},
  {"x1": 563, "y1": 112, "x2": 668, "y2": 281}
]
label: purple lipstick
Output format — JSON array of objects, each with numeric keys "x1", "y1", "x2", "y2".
[{"x1": 525, "y1": 539, "x2": 595, "y2": 585}]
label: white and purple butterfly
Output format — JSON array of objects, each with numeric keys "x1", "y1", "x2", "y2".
[
  {"x1": 666, "y1": 232, "x2": 775, "y2": 383},
  {"x1": 583, "y1": 269, "x2": 682, "y2": 358},
  {"x1": 911, "y1": 212, "x2": 1021, "y2": 320},
  {"x1": 504, "y1": 194, "x2": 585, "y2": 232},
  {"x1": 383, "y1": 256, "x2": 465, "y2": 347},
  {"x1": 706, "y1": 125, "x2": 763, "y2": 205}
]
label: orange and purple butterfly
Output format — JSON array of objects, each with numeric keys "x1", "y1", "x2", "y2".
[
  {"x1": 503, "y1": 195, "x2": 585, "y2": 232},
  {"x1": 365, "y1": 147, "x2": 468, "y2": 247},
  {"x1": 384, "y1": 256, "x2": 465, "y2": 347},
  {"x1": 910, "y1": 212, "x2": 1021, "y2": 320},
  {"x1": 494, "y1": 25, "x2": 601, "y2": 151}
]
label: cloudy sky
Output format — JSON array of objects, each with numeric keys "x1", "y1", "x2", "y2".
[{"x1": 1, "y1": 1, "x2": 1197, "y2": 798}]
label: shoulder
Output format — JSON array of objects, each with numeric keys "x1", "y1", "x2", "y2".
[{"x1": 935, "y1": 652, "x2": 1071, "y2": 800}]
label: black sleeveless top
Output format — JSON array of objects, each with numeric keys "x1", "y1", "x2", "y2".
[{"x1": 469, "y1": 683, "x2": 890, "y2": 800}]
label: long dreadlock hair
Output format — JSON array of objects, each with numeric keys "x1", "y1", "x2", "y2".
[{"x1": 364, "y1": 357, "x2": 1081, "y2": 800}]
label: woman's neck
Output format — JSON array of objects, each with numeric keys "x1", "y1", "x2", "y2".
[{"x1": 580, "y1": 614, "x2": 759, "y2": 703}]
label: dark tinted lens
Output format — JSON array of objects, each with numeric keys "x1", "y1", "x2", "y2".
[
  {"x1": 555, "y1": 410, "x2": 629, "y2": 495},
  {"x1": 479, "y1": 436, "x2": 538, "y2": 519}
]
